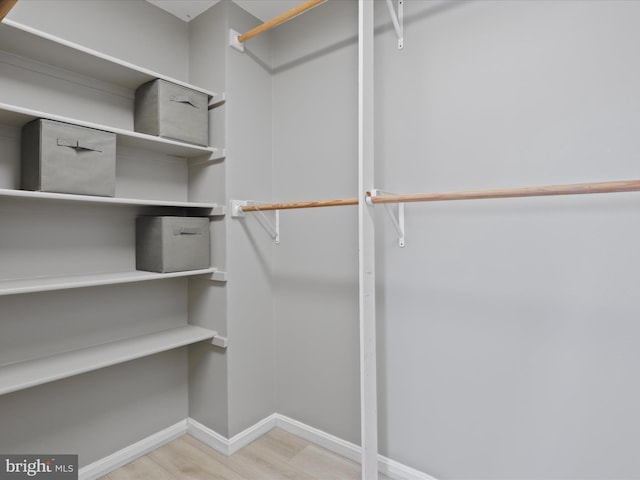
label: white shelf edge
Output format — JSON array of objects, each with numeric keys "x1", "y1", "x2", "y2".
[
  {"x1": 1, "y1": 19, "x2": 219, "y2": 99},
  {"x1": 0, "y1": 102, "x2": 219, "y2": 159},
  {"x1": 0, "y1": 188, "x2": 219, "y2": 210},
  {"x1": 0, "y1": 268, "x2": 217, "y2": 297},
  {"x1": 0, "y1": 325, "x2": 217, "y2": 396}
]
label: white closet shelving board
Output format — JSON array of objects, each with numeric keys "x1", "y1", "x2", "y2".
[
  {"x1": 0, "y1": 103, "x2": 218, "y2": 158},
  {"x1": 0, "y1": 188, "x2": 219, "y2": 210},
  {"x1": 0, "y1": 19, "x2": 217, "y2": 99},
  {"x1": 0, "y1": 269, "x2": 217, "y2": 296},
  {"x1": 0, "y1": 325, "x2": 217, "y2": 395}
]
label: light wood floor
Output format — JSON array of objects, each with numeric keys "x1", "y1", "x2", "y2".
[{"x1": 98, "y1": 428, "x2": 391, "y2": 480}]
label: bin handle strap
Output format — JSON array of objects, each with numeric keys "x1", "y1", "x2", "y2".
[
  {"x1": 57, "y1": 138, "x2": 103, "y2": 153},
  {"x1": 170, "y1": 95, "x2": 199, "y2": 109},
  {"x1": 174, "y1": 227, "x2": 203, "y2": 235}
]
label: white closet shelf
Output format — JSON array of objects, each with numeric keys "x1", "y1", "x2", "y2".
[
  {"x1": 0, "y1": 325, "x2": 217, "y2": 396},
  {"x1": 0, "y1": 103, "x2": 221, "y2": 159},
  {"x1": 0, "y1": 268, "x2": 219, "y2": 296},
  {"x1": 0, "y1": 19, "x2": 218, "y2": 99},
  {"x1": 0, "y1": 188, "x2": 221, "y2": 211}
]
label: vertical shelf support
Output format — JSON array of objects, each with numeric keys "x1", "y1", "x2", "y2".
[
  {"x1": 385, "y1": 0, "x2": 404, "y2": 49},
  {"x1": 359, "y1": 1, "x2": 378, "y2": 479},
  {"x1": 230, "y1": 200, "x2": 280, "y2": 244},
  {"x1": 368, "y1": 189, "x2": 405, "y2": 247}
]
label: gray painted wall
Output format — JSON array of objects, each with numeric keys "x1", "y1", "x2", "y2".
[
  {"x1": 187, "y1": 0, "x2": 277, "y2": 438},
  {"x1": 271, "y1": 0, "x2": 361, "y2": 446},
  {"x1": 273, "y1": 0, "x2": 640, "y2": 478},
  {"x1": 224, "y1": 0, "x2": 277, "y2": 438}
]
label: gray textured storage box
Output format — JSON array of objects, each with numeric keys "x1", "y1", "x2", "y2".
[
  {"x1": 134, "y1": 79, "x2": 209, "y2": 146},
  {"x1": 136, "y1": 216, "x2": 210, "y2": 273},
  {"x1": 21, "y1": 119, "x2": 116, "y2": 196}
]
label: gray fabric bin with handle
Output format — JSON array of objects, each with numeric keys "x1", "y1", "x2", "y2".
[
  {"x1": 134, "y1": 79, "x2": 209, "y2": 146},
  {"x1": 21, "y1": 119, "x2": 116, "y2": 197},
  {"x1": 136, "y1": 216, "x2": 210, "y2": 273}
]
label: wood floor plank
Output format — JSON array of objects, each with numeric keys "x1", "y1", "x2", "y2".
[
  {"x1": 106, "y1": 456, "x2": 175, "y2": 480},
  {"x1": 149, "y1": 436, "x2": 246, "y2": 480},
  {"x1": 102, "y1": 429, "x2": 391, "y2": 480},
  {"x1": 289, "y1": 444, "x2": 362, "y2": 480},
  {"x1": 234, "y1": 435, "x2": 316, "y2": 480},
  {"x1": 263, "y1": 428, "x2": 310, "y2": 460}
]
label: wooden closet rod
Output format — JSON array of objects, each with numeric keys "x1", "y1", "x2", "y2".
[
  {"x1": 237, "y1": 0, "x2": 326, "y2": 44},
  {"x1": 367, "y1": 179, "x2": 640, "y2": 204},
  {"x1": 238, "y1": 179, "x2": 640, "y2": 213},
  {"x1": 0, "y1": 0, "x2": 18, "y2": 21},
  {"x1": 240, "y1": 196, "x2": 358, "y2": 212}
]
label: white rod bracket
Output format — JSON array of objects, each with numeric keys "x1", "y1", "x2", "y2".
[
  {"x1": 370, "y1": 189, "x2": 405, "y2": 247},
  {"x1": 230, "y1": 200, "x2": 280, "y2": 244},
  {"x1": 230, "y1": 199, "x2": 246, "y2": 218},
  {"x1": 385, "y1": 0, "x2": 404, "y2": 49},
  {"x1": 229, "y1": 29, "x2": 244, "y2": 52}
]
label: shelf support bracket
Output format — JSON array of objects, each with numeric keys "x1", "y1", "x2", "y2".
[
  {"x1": 210, "y1": 334, "x2": 228, "y2": 348},
  {"x1": 230, "y1": 200, "x2": 280, "y2": 244},
  {"x1": 210, "y1": 268, "x2": 228, "y2": 282},
  {"x1": 385, "y1": 0, "x2": 404, "y2": 49},
  {"x1": 368, "y1": 189, "x2": 405, "y2": 247}
]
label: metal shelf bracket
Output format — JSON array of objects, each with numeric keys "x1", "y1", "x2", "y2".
[
  {"x1": 385, "y1": 0, "x2": 404, "y2": 49},
  {"x1": 230, "y1": 200, "x2": 280, "y2": 244},
  {"x1": 368, "y1": 189, "x2": 405, "y2": 247}
]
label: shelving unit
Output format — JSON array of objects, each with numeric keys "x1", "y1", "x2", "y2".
[
  {"x1": 0, "y1": 16, "x2": 226, "y2": 400},
  {"x1": 0, "y1": 325, "x2": 217, "y2": 395},
  {"x1": 0, "y1": 268, "x2": 218, "y2": 296},
  {"x1": 0, "y1": 103, "x2": 222, "y2": 160},
  {"x1": 0, "y1": 18, "x2": 219, "y2": 99},
  {"x1": 0, "y1": 187, "x2": 224, "y2": 212}
]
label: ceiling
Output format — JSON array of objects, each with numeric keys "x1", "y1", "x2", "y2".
[{"x1": 145, "y1": 0, "x2": 308, "y2": 23}]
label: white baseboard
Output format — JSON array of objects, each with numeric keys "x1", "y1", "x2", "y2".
[
  {"x1": 188, "y1": 413, "x2": 437, "y2": 480},
  {"x1": 78, "y1": 420, "x2": 187, "y2": 480},
  {"x1": 274, "y1": 414, "x2": 437, "y2": 480},
  {"x1": 81, "y1": 414, "x2": 436, "y2": 480},
  {"x1": 187, "y1": 414, "x2": 278, "y2": 456}
]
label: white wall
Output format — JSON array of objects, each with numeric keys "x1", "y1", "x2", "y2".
[{"x1": 273, "y1": 0, "x2": 640, "y2": 478}]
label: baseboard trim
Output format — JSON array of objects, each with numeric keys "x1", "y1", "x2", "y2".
[
  {"x1": 78, "y1": 420, "x2": 187, "y2": 480},
  {"x1": 188, "y1": 413, "x2": 437, "y2": 480},
  {"x1": 187, "y1": 414, "x2": 278, "y2": 456},
  {"x1": 80, "y1": 414, "x2": 436, "y2": 480},
  {"x1": 274, "y1": 414, "x2": 437, "y2": 480}
]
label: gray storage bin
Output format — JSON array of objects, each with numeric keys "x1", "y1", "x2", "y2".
[
  {"x1": 21, "y1": 119, "x2": 116, "y2": 197},
  {"x1": 134, "y1": 79, "x2": 209, "y2": 146},
  {"x1": 136, "y1": 216, "x2": 210, "y2": 273}
]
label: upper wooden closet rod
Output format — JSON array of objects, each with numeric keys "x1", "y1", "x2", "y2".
[
  {"x1": 0, "y1": 0, "x2": 18, "y2": 21},
  {"x1": 237, "y1": 0, "x2": 326, "y2": 44},
  {"x1": 238, "y1": 179, "x2": 640, "y2": 212}
]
